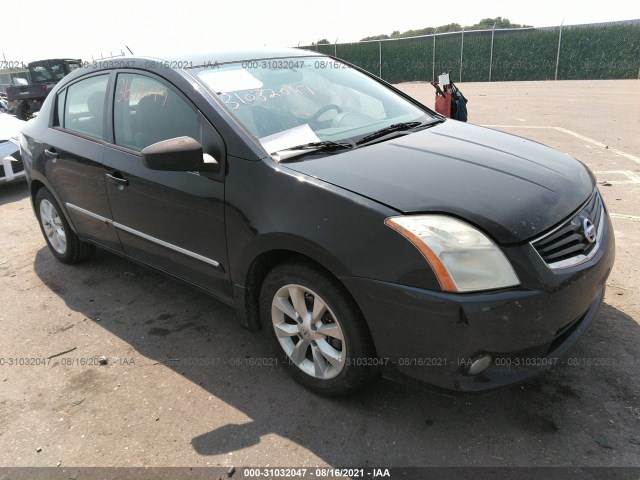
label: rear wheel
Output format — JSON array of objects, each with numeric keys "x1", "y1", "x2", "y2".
[
  {"x1": 35, "y1": 188, "x2": 95, "y2": 263},
  {"x1": 260, "y1": 260, "x2": 377, "y2": 395}
]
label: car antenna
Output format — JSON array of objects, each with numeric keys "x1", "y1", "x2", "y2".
[{"x1": 126, "y1": 46, "x2": 134, "y2": 55}]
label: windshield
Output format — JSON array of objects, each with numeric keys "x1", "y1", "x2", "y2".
[
  {"x1": 30, "y1": 63, "x2": 67, "y2": 83},
  {"x1": 192, "y1": 56, "x2": 437, "y2": 155}
]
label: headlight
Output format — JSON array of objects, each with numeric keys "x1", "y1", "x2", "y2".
[{"x1": 385, "y1": 215, "x2": 520, "y2": 292}]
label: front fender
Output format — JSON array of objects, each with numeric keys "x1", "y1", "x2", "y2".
[{"x1": 225, "y1": 156, "x2": 441, "y2": 290}]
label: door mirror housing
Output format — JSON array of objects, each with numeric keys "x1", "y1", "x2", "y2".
[{"x1": 141, "y1": 136, "x2": 219, "y2": 172}]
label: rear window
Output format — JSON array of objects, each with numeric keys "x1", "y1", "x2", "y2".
[{"x1": 63, "y1": 75, "x2": 109, "y2": 139}]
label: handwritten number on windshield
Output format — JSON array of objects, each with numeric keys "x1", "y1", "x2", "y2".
[{"x1": 219, "y1": 85, "x2": 315, "y2": 110}]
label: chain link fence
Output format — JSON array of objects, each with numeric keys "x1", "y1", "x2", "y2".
[{"x1": 300, "y1": 20, "x2": 640, "y2": 82}]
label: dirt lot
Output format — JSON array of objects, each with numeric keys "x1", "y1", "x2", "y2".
[{"x1": 1, "y1": 80, "x2": 639, "y2": 471}]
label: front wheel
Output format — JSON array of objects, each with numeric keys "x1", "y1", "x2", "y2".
[
  {"x1": 260, "y1": 260, "x2": 378, "y2": 395},
  {"x1": 35, "y1": 188, "x2": 95, "y2": 263}
]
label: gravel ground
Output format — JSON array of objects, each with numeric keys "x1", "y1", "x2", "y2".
[{"x1": 0, "y1": 80, "x2": 639, "y2": 471}]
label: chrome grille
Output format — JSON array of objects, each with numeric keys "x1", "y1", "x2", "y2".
[
  {"x1": 532, "y1": 191, "x2": 604, "y2": 269},
  {"x1": 11, "y1": 151, "x2": 24, "y2": 173}
]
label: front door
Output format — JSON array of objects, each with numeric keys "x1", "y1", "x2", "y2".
[{"x1": 103, "y1": 71, "x2": 231, "y2": 301}]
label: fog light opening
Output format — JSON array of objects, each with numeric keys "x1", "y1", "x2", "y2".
[{"x1": 467, "y1": 354, "x2": 492, "y2": 376}]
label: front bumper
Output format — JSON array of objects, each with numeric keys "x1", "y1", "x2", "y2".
[
  {"x1": 0, "y1": 140, "x2": 25, "y2": 184},
  {"x1": 342, "y1": 213, "x2": 615, "y2": 392}
]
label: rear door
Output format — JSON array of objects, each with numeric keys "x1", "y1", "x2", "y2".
[
  {"x1": 103, "y1": 71, "x2": 231, "y2": 301},
  {"x1": 43, "y1": 73, "x2": 121, "y2": 251}
]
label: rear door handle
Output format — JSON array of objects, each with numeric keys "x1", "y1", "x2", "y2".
[
  {"x1": 44, "y1": 148, "x2": 58, "y2": 159},
  {"x1": 105, "y1": 172, "x2": 129, "y2": 187}
]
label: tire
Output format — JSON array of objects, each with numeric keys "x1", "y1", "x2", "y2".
[
  {"x1": 15, "y1": 102, "x2": 29, "y2": 121},
  {"x1": 35, "y1": 188, "x2": 95, "y2": 264},
  {"x1": 260, "y1": 259, "x2": 378, "y2": 396}
]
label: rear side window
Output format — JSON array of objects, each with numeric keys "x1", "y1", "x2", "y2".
[
  {"x1": 113, "y1": 73, "x2": 199, "y2": 151},
  {"x1": 63, "y1": 75, "x2": 109, "y2": 139}
]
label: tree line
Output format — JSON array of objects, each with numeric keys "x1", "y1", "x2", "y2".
[{"x1": 312, "y1": 17, "x2": 531, "y2": 44}]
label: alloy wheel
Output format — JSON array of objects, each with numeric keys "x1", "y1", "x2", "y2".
[
  {"x1": 39, "y1": 199, "x2": 67, "y2": 254},
  {"x1": 271, "y1": 284, "x2": 346, "y2": 379}
]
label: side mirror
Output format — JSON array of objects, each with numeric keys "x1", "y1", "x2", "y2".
[{"x1": 141, "y1": 136, "x2": 219, "y2": 172}]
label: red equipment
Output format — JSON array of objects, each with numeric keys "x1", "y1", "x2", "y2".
[
  {"x1": 431, "y1": 81, "x2": 453, "y2": 117},
  {"x1": 430, "y1": 76, "x2": 468, "y2": 121}
]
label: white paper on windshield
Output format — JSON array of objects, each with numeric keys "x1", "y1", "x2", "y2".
[
  {"x1": 259, "y1": 124, "x2": 321, "y2": 155},
  {"x1": 198, "y1": 68, "x2": 263, "y2": 93}
]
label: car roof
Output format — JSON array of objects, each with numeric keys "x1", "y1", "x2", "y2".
[
  {"x1": 157, "y1": 47, "x2": 324, "y2": 67},
  {"x1": 54, "y1": 48, "x2": 329, "y2": 90},
  {"x1": 54, "y1": 48, "x2": 329, "y2": 88}
]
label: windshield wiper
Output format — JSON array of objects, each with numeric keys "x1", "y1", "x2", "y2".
[
  {"x1": 355, "y1": 120, "x2": 442, "y2": 146},
  {"x1": 271, "y1": 140, "x2": 355, "y2": 162}
]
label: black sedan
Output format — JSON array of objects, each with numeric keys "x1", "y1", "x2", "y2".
[{"x1": 19, "y1": 49, "x2": 615, "y2": 395}]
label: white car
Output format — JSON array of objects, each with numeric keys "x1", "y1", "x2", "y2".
[{"x1": 0, "y1": 112, "x2": 26, "y2": 184}]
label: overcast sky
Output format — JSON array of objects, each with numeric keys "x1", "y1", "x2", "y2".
[{"x1": 3, "y1": 0, "x2": 638, "y2": 63}]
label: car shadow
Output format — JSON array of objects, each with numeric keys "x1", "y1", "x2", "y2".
[
  {"x1": 33, "y1": 247, "x2": 640, "y2": 467},
  {"x1": 0, "y1": 180, "x2": 28, "y2": 206}
]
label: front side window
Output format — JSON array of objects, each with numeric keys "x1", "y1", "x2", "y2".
[
  {"x1": 191, "y1": 56, "x2": 436, "y2": 155},
  {"x1": 64, "y1": 75, "x2": 109, "y2": 138},
  {"x1": 113, "y1": 73, "x2": 199, "y2": 151}
]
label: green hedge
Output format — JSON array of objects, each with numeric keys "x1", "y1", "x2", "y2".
[
  {"x1": 299, "y1": 21, "x2": 640, "y2": 82},
  {"x1": 461, "y1": 30, "x2": 492, "y2": 82},
  {"x1": 335, "y1": 42, "x2": 380, "y2": 76},
  {"x1": 381, "y1": 37, "x2": 433, "y2": 83},
  {"x1": 434, "y1": 33, "x2": 462, "y2": 82},
  {"x1": 492, "y1": 28, "x2": 559, "y2": 81},
  {"x1": 316, "y1": 43, "x2": 334, "y2": 56},
  {"x1": 559, "y1": 23, "x2": 640, "y2": 79}
]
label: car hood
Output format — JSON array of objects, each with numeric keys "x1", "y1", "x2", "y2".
[
  {"x1": 0, "y1": 113, "x2": 26, "y2": 141},
  {"x1": 282, "y1": 120, "x2": 595, "y2": 244}
]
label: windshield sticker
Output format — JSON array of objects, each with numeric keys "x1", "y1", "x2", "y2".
[
  {"x1": 219, "y1": 85, "x2": 316, "y2": 110},
  {"x1": 259, "y1": 124, "x2": 321, "y2": 155},
  {"x1": 198, "y1": 68, "x2": 263, "y2": 93}
]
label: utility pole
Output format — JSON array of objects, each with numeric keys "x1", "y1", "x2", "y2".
[
  {"x1": 460, "y1": 27, "x2": 465, "y2": 82},
  {"x1": 489, "y1": 22, "x2": 496, "y2": 81},
  {"x1": 555, "y1": 20, "x2": 564, "y2": 80},
  {"x1": 432, "y1": 28, "x2": 438, "y2": 82}
]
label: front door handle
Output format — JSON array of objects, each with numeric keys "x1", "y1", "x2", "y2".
[
  {"x1": 44, "y1": 148, "x2": 58, "y2": 159},
  {"x1": 105, "y1": 172, "x2": 129, "y2": 187}
]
